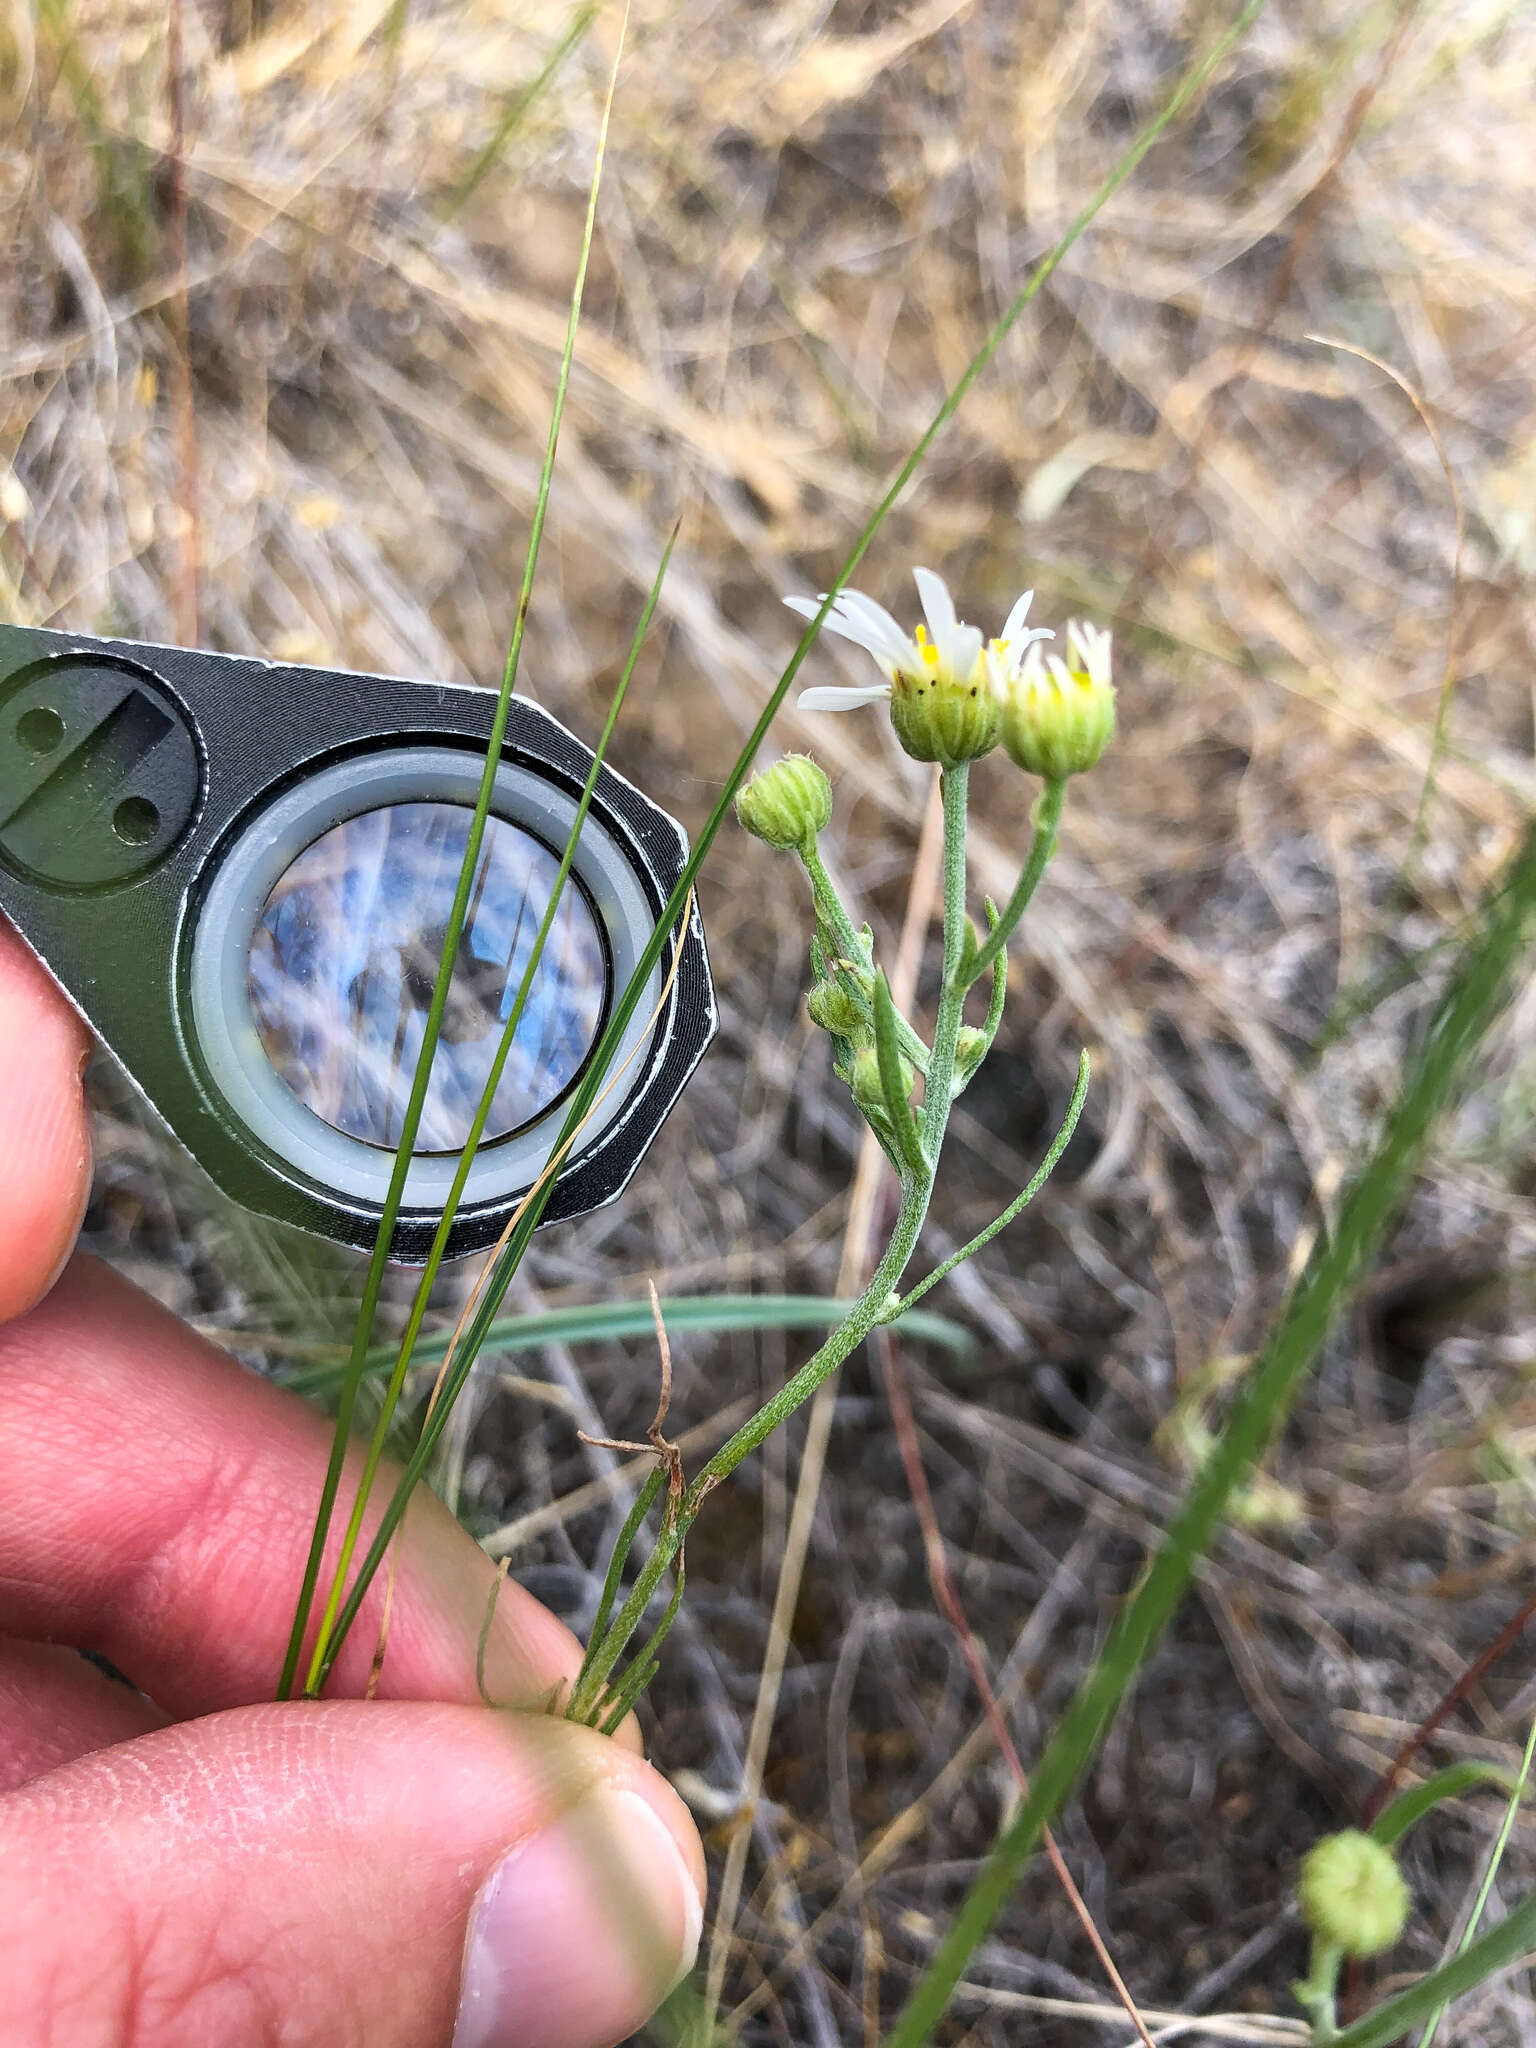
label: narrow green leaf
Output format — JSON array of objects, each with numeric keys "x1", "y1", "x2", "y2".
[
  {"x1": 569, "y1": 1465, "x2": 666, "y2": 1717},
  {"x1": 281, "y1": 6, "x2": 633, "y2": 1700},
  {"x1": 279, "y1": 1293, "x2": 976, "y2": 1396},
  {"x1": 1370, "y1": 1763, "x2": 1520, "y2": 1850}
]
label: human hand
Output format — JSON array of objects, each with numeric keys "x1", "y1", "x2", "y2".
[{"x1": 0, "y1": 923, "x2": 704, "y2": 2048}]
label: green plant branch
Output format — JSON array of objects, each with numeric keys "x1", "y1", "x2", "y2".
[
  {"x1": 803, "y1": 845, "x2": 872, "y2": 968},
  {"x1": 920, "y1": 764, "x2": 972, "y2": 1164},
  {"x1": 952, "y1": 901, "x2": 1008, "y2": 1095},
  {"x1": 804, "y1": 846, "x2": 931, "y2": 1076},
  {"x1": 873, "y1": 969, "x2": 926, "y2": 1175},
  {"x1": 1294, "y1": 1938, "x2": 1344, "y2": 2043},
  {"x1": 963, "y1": 777, "x2": 1064, "y2": 991},
  {"x1": 565, "y1": 1176, "x2": 932, "y2": 1722},
  {"x1": 891, "y1": 1049, "x2": 1091, "y2": 1318}
]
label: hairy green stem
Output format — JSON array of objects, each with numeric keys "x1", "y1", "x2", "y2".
[
  {"x1": 569, "y1": 763, "x2": 989, "y2": 1717},
  {"x1": 920, "y1": 765, "x2": 972, "y2": 1162},
  {"x1": 893, "y1": 1049, "x2": 1090, "y2": 1317},
  {"x1": 805, "y1": 846, "x2": 931, "y2": 1076},
  {"x1": 964, "y1": 778, "x2": 1063, "y2": 991},
  {"x1": 566, "y1": 1182, "x2": 930, "y2": 1720}
]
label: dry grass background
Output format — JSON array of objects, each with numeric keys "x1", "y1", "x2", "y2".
[{"x1": 5, "y1": 0, "x2": 1536, "y2": 2039}]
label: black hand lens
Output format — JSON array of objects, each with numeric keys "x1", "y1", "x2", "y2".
[{"x1": 0, "y1": 625, "x2": 714, "y2": 1261}]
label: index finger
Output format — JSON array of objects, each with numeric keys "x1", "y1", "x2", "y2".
[{"x1": 0, "y1": 919, "x2": 91, "y2": 1321}]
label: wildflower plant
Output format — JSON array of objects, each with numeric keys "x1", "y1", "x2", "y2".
[{"x1": 558, "y1": 573, "x2": 1103, "y2": 1727}]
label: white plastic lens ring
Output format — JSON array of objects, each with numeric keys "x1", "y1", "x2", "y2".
[{"x1": 186, "y1": 747, "x2": 664, "y2": 1212}]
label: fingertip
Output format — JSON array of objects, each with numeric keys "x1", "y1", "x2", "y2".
[{"x1": 0, "y1": 923, "x2": 91, "y2": 1322}]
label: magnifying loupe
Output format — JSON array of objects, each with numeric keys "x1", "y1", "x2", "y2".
[{"x1": 0, "y1": 625, "x2": 715, "y2": 1261}]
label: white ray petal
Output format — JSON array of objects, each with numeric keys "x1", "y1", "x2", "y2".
[
  {"x1": 999, "y1": 589, "x2": 1048, "y2": 648},
  {"x1": 798, "y1": 683, "x2": 893, "y2": 711},
  {"x1": 912, "y1": 566, "x2": 966, "y2": 669},
  {"x1": 947, "y1": 622, "x2": 985, "y2": 679},
  {"x1": 825, "y1": 589, "x2": 918, "y2": 667},
  {"x1": 786, "y1": 591, "x2": 912, "y2": 670},
  {"x1": 998, "y1": 589, "x2": 1034, "y2": 646}
]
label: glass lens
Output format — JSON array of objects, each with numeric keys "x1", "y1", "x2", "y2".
[{"x1": 248, "y1": 803, "x2": 607, "y2": 1152}]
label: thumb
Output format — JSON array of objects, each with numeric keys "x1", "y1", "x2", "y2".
[{"x1": 1, "y1": 1700, "x2": 704, "y2": 2048}]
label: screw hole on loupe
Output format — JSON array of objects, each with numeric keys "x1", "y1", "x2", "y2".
[
  {"x1": 113, "y1": 795, "x2": 160, "y2": 845},
  {"x1": 16, "y1": 706, "x2": 63, "y2": 756}
]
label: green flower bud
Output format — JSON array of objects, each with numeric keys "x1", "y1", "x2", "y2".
[
  {"x1": 808, "y1": 980, "x2": 863, "y2": 1037},
  {"x1": 889, "y1": 649, "x2": 1000, "y2": 768},
  {"x1": 955, "y1": 1025, "x2": 989, "y2": 1080},
  {"x1": 1296, "y1": 1832, "x2": 1409, "y2": 1959},
  {"x1": 735, "y1": 754, "x2": 832, "y2": 853},
  {"x1": 999, "y1": 621, "x2": 1115, "y2": 780},
  {"x1": 849, "y1": 1045, "x2": 914, "y2": 1110}
]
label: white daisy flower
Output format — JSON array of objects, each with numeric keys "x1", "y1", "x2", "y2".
[{"x1": 786, "y1": 569, "x2": 1052, "y2": 767}]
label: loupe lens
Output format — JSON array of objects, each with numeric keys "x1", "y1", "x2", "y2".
[{"x1": 247, "y1": 802, "x2": 607, "y2": 1152}]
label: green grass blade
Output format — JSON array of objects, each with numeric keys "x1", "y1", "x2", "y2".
[
  {"x1": 280, "y1": 1292, "x2": 976, "y2": 1396},
  {"x1": 881, "y1": 822, "x2": 1536, "y2": 2047},
  {"x1": 1326, "y1": 1890, "x2": 1536, "y2": 2048},
  {"x1": 280, "y1": 6, "x2": 631, "y2": 1700},
  {"x1": 1416, "y1": 1712, "x2": 1536, "y2": 2047},
  {"x1": 443, "y1": 3, "x2": 597, "y2": 218},
  {"x1": 300, "y1": 515, "x2": 676, "y2": 1695},
  {"x1": 1370, "y1": 1763, "x2": 1521, "y2": 1850},
  {"x1": 573, "y1": 1465, "x2": 667, "y2": 1711},
  {"x1": 301, "y1": 0, "x2": 1271, "y2": 1694}
]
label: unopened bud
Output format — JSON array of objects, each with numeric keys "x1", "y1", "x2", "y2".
[
  {"x1": 955, "y1": 1025, "x2": 988, "y2": 1080},
  {"x1": 849, "y1": 1046, "x2": 914, "y2": 1110},
  {"x1": 1296, "y1": 1832, "x2": 1409, "y2": 1960},
  {"x1": 735, "y1": 754, "x2": 832, "y2": 853},
  {"x1": 808, "y1": 980, "x2": 863, "y2": 1037},
  {"x1": 999, "y1": 622, "x2": 1115, "y2": 781}
]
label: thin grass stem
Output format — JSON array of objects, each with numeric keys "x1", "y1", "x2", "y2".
[{"x1": 281, "y1": 11, "x2": 630, "y2": 1699}]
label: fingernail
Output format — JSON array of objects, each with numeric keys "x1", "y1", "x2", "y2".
[{"x1": 454, "y1": 1784, "x2": 703, "y2": 2048}]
